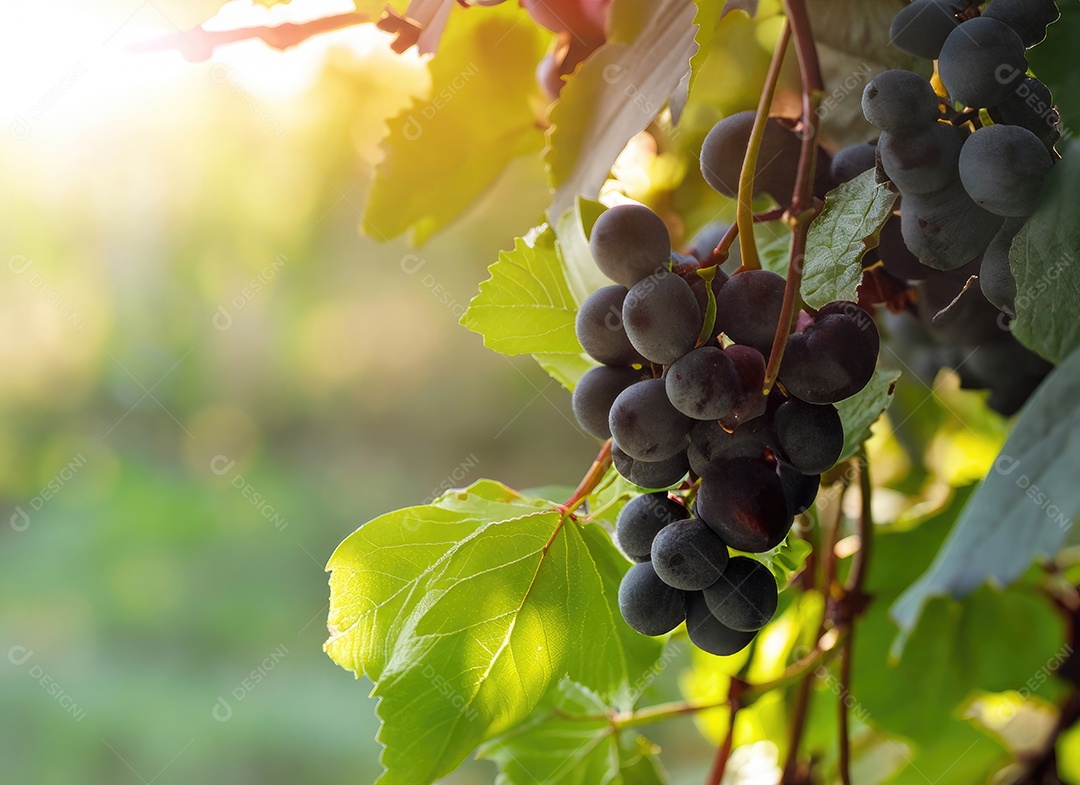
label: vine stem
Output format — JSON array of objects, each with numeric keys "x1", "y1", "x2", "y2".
[
  {"x1": 705, "y1": 209, "x2": 786, "y2": 268},
  {"x1": 763, "y1": 0, "x2": 824, "y2": 394},
  {"x1": 736, "y1": 20, "x2": 792, "y2": 271},
  {"x1": 611, "y1": 636, "x2": 843, "y2": 731},
  {"x1": 707, "y1": 696, "x2": 739, "y2": 785},
  {"x1": 562, "y1": 440, "x2": 613, "y2": 516}
]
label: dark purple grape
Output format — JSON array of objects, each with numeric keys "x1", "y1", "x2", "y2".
[
  {"x1": 609, "y1": 379, "x2": 694, "y2": 461},
  {"x1": 779, "y1": 303, "x2": 880, "y2": 404},
  {"x1": 699, "y1": 111, "x2": 803, "y2": 200},
  {"x1": 651, "y1": 518, "x2": 730, "y2": 591},
  {"x1": 876, "y1": 212, "x2": 929, "y2": 281},
  {"x1": 696, "y1": 458, "x2": 794, "y2": 553},
  {"x1": 979, "y1": 218, "x2": 1026, "y2": 317},
  {"x1": 687, "y1": 420, "x2": 767, "y2": 477},
  {"x1": 774, "y1": 398, "x2": 845, "y2": 475},
  {"x1": 615, "y1": 492, "x2": 689, "y2": 561},
  {"x1": 878, "y1": 123, "x2": 963, "y2": 195},
  {"x1": 830, "y1": 142, "x2": 878, "y2": 184},
  {"x1": 702, "y1": 556, "x2": 778, "y2": 632},
  {"x1": 685, "y1": 592, "x2": 757, "y2": 656},
  {"x1": 715, "y1": 270, "x2": 786, "y2": 355},
  {"x1": 983, "y1": 0, "x2": 1060, "y2": 47},
  {"x1": 665, "y1": 347, "x2": 740, "y2": 421},
  {"x1": 989, "y1": 77, "x2": 1060, "y2": 148},
  {"x1": 889, "y1": 0, "x2": 963, "y2": 59},
  {"x1": 862, "y1": 70, "x2": 941, "y2": 133},
  {"x1": 623, "y1": 273, "x2": 702, "y2": 365},
  {"x1": 590, "y1": 204, "x2": 672, "y2": 288},
  {"x1": 611, "y1": 444, "x2": 690, "y2": 490},
  {"x1": 938, "y1": 18, "x2": 1027, "y2": 108},
  {"x1": 720, "y1": 345, "x2": 769, "y2": 428},
  {"x1": 959, "y1": 124, "x2": 1054, "y2": 218},
  {"x1": 900, "y1": 180, "x2": 1005, "y2": 270},
  {"x1": 778, "y1": 463, "x2": 820, "y2": 515},
  {"x1": 572, "y1": 366, "x2": 649, "y2": 439},
  {"x1": 618, "y1": 562, "x2": 686, "y2": 636},
  {"x1": 575, "y1": 286, "x2": 646, "y2": 366}
]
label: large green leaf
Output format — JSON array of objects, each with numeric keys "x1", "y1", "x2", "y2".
[
  {"x1": 854, "y1": 489, "x2": 1065, "y2": 744},
  {"x1": 362, "y1": 3, "x2": 547, "y2": 244},
  {"x1": 836, "y1": 368, "x2": 900, "y2": 462},
  {"x1": 478, "y1": 681, "x2": 664, "y2": 785},
  {"x1": 891, "y1": 347, "x2": 1080, "y2": 639},
  {"x1": 545, "y1": 0, "x2": 698, "y2": 217},
  {"x1": 801, "y1": 171, "x2": 898, "y2": 310},
  {"x1": 460, "y1": 229, "x2": 582, "y2": 356},
  {"x1": 1009, "y1": 143, "x2": 1080, "y2": 363},
  {"x1": 325, "y1": 481, "x2": 663, "y2": 785}
]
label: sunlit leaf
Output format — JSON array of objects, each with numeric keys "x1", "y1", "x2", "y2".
[
  {"x1": 325, "y1": 481, "x2": 663, "y2": 784},
  {"x1": 363, "y1": 3, "x2": 548, "y2": 244},
  {"x1": 836, "y1": 368, "x2": 900, "y2": 462}
]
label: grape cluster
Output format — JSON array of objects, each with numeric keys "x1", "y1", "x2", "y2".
[
  {"x1": 865, "y1": 2, "x2": 1061, "y2": 316},
  {"x1": 573, "y1": 202, "x2": 880, "y2": 655}
]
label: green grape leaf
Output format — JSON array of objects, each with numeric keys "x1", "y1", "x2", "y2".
[
  {"x1": 801, "y1": 171, "x2": 898, "y2": 310},
  {"x1": 756, "y1": 220, "x2": 794, "y2": 277},
  {"x1": 533, "y1": 352, "x2": 596, "y2": 392},
  {"x1": 555, "y1": 198, "x2": 612, "y2": 306},
  {"x1": 477, "y1": 681, "x2": 664, "y2": 785},
  {"x1": 891, "y1": 347, "x2": 1080, "y2": 640},
  {"x1": 546, "y1": 0, "x2": 698, "y2": 218},
  {"x1": 881, "y1": 720, "x2": 1009, "y2": 785},
  {"x1": 324, "y1": 481, "x2": 663, "y2": 785},
  {"x1": 362, "y1": 3, "x2": 547, "y2": 244},
  {"x1": 461, "y1": 229, "x2": 583, "y2": 356},
  {"x1": 1009, "y1": 142, "x2": 1080, "y2": 363},
  {"x1": 852, "y1": 489, "x2": 1065, "y2": 745},
  {"x1": 836, "y1": 368, "x2": 900, "y2": 462}
]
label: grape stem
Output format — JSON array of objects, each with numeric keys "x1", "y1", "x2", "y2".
[
  {"x1": 762, "y1": 0, "x2": 825, "y2": 394},
  {"x1": 704, "y1": 209, "x2": 787, "y2": 268},
  {"x1": 561, "y1": 440, "x2": 613, "y2": 517},
  {"x1": 706, "y1": 698, "x2": 739, "y2": 785},
  {"x1": 736, "y1": 20, "x2": 792, "y2": 271}
]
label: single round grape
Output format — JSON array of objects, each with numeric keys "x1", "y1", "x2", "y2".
[
  {"x1": 699, "y1": 111, "x2": 803, "y2": 200},
  {"x1": 611, "y1": 444, "x2": 690, "y2": 490},
  {"x1": 889, "y1": 0, "x2": 963, "y2": 59},
  {"x1": 774, "y1": 399, "x2": 845, "y2": 475},
  {"x1": 990, "y1": 77, "x2": 1060, "y2": 148},
  {"x1": 695, "y1": 458, "x2": 794, "y2": 553},
  {"x1": 900, "y1": 180, "x2": 1005, "y2": 270},
  {"x1": 575, "y1": 286, "x2": 646, "y2": 366},
  {"x1": 702, "y1": 556, "x2": 778, "y2": 632},
  {"x1": 861, "y1": 70, "x2": 941, "y2": 133},
  {"x1": 685, "y1": 592, "x2": 757, "y2": 656},
  {"x1": 959, "y1": 124, "x2": 1054, "y2": 218},
  {"x1": 718, "y1": 344, "x2": 769, "y2": 428},
  {"x1": 609, "y1": 379, "x2": 694, "y2": 461},
  {"x1": 650, "y1": 518, "x2": 730, "y2": 591},
  {"x1": 830, "y1": 142, "x2": 878, "y2": 185},
  {"x1": 715, "y1": 270, "x2": 786, "y2": 355},
  {"x1": 879, "y1": 123, "x2": 963, "y2": 195},
  {"x1": 589, "y1": 204, "x2": 672, "y2": 288},
  {"x1": 980, "y1": 218, "x2": 1026, "y2": 317},
  {"x1": 572, "y1": 365, "x2": 649, "y2": 439},
  {"x1": 876, "y1": 213, "x2": 929, "y2": 281},
  {"x1": 983, "y1": 0, "x2": 1060, "y2": 47},
  {"x1": 938, "y1": 18, "x2": 1027, "y2": 108},
  {"x1": 779, "y1": 303, "x2": 880, "y2": 404},
  {"x1": 688, "y1": 420, "x2": 766, "y2": 477},
  {"x1": 778, "y1": 463, "x2": 820, "y2": 515},
  {"x1": 623, "y1": 273, "x2": 702, "y2": 365},
  {"x1": 618, "y1": 562, "x2": 686, "y2": 636},
  {"x1": 665, "y1": 347, "x2": 740, "y2": 421},
  {"x1": 615, "y1": 493, "x2": 689, "y2": 561}
]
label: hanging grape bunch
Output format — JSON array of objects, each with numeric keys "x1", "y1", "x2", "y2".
[
  {"x1": 573, "y1": 187, "x2": 878, "y2": 654},
  {"x1": 828, "y1": 0, "x2": 1062, "y2": 416}
]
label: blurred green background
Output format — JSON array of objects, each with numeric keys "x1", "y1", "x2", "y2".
[{"x1": 0, "y1": 3, "x2": 617, "y2": 783}]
